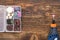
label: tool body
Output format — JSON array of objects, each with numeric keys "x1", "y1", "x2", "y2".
[{"x1": 48, "y1": 15, "x2": 59, "y2": 40}]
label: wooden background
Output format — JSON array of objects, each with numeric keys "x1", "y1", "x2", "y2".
[{"x1": 0, "y1": 0, "x2": 60, "y2": 40}]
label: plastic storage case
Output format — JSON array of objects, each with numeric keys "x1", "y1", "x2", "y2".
[{"x1": 0, "y1": 5, "x2": 22, "y2": 32}]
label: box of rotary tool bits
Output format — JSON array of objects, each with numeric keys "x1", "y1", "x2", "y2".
[{"x1": 0, "y1": 5, "x2": 22, "y2": 32}]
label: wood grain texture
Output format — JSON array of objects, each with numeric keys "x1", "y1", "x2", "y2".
[{"x1": 0, "y1": 0, "x2": 60, "y2": 40}]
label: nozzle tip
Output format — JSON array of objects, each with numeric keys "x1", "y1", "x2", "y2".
[{"x1": 52, "y1": 14, "x2": 55, "y2": 17}]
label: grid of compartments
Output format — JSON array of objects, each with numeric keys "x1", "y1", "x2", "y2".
[
  {"x1": 0, "y1": 5, "x2": 21, "y2": 32},
  {"x1": 6, "y1": 6, "x2": 21, "y2": 32}
]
